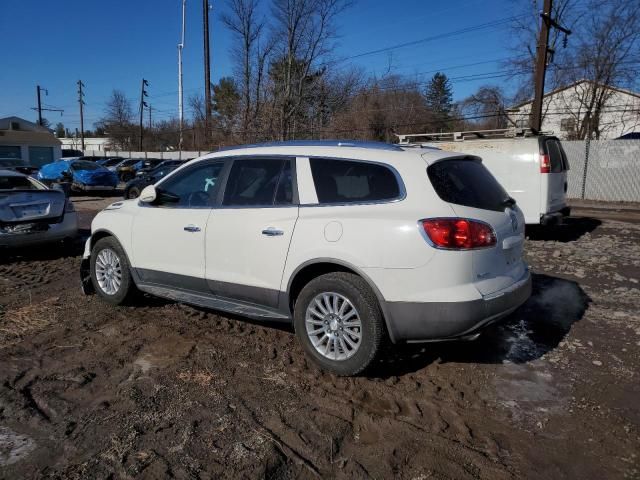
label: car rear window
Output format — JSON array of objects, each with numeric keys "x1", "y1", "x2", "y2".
[
  {"x1": 545, "y1": 139, "x2": 569, "y2": 172},
  {"x1": 427, "y1": 158, "x2": 510, "y2": 212},
  {"x1": 0, "y1": 175, "x2": 43, "y2": 190},
  {"x1": 72, "y1": 161, "x2": 101, "y2": 171},
  {"x1": 310, "y1": 158, "x2": 400, "y2": 204}
]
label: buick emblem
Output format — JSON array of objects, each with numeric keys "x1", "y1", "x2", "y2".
[{"x1": 509, "y1": 211, "x2": 519, "y2": 232}]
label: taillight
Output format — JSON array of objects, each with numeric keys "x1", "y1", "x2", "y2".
[
  {"x1": 540, "y1": 154, "x2": 551, "y2": 173},
  {"x1": 421, "y1": 218, "x2": 496, "y2": 250}
]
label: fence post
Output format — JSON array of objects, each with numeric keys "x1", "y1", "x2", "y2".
[{"x1": 581, "y1": 137, "x2": 591, "y2": 200}]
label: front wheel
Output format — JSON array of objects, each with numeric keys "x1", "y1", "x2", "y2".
[
  {"x1": 293, "y1": 272, "x2": 385, "y2": 376},
  {"x1": 90, "y1": 237, "x2": 136, "y2": 305},
  {"x1": 126, "y1": 186, "x2": 141, "y2": 199}
]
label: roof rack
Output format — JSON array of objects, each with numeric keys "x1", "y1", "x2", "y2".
[
  {"x1": 396, "y1": 128, "x2": 546, "y2": 143},
  {"x1": 218, "y1": 140, "x2": 404, "y2": 152}
]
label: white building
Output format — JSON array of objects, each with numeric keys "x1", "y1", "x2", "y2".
[
  {"x1": 508, "y1": 80, "x2": 640, "y2": 140},
  {"x1": 0, "y1": 116, "x2": 62, "y2": 167},
  {"x1": 58, "y1": 136, "x2": 112, "y2": 152}
]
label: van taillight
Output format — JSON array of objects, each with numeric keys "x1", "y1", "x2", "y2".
[
  {"x1": 540, "y1": 154, "x2": 551, "y2": 173},
  {"x1": 421, "y1": 218, "x2": 496, "y2": 250}
]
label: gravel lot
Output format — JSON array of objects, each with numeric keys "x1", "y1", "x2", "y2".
[{"x1": 0, "y1": 196, "x2": 638, "y2": 479}]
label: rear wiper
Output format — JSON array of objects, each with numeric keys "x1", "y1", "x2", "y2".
[{"x1": 502, "y1": 196, "x2": 516, "y2": 209}]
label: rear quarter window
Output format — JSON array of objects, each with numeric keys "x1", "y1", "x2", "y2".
[
  {"x1": 310, "y1": 158, "x2": 401, "y2": 204},
  {"x1": 427, "y1": 158, "x2": 509, "y2": 212}
]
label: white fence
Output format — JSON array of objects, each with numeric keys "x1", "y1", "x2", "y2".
[
  {"x1": 82, "y1": 150, "x2": 206, "y2": 160},
  {"x1": 563, "y1": 140, "x2": 640, "y2": 202}
]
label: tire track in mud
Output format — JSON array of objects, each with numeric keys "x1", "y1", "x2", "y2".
[{"x1": 1, "y1": 213, "x2": 639, "y2": 479}]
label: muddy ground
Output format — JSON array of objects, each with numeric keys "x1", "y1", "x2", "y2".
[{"x1": 0, "y1": 197, "x2": 638, "y2": 479}]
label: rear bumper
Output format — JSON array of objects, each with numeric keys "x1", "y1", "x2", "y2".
[
  {"x1": 74, "y1": 184, "x2": 117, "y2": 191},
  {"x1": 384, "y1": 269, "x2": 532, "y2": 343},
  {"x1": 0, "y1": 212, "x2": 79, "y2": 247},
  {"x1": 541, "y1": 206, "x2": 571, "y2": 226}
]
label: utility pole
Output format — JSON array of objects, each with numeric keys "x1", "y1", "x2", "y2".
[
  {"x1": 139, "y1": 78, "x2": 149, "y2": 151},
  {"x1": 32, "y1": 86, "x2": 63, "y2": 127},
  {"x1": 36, "y1": 85, "x2": 43, "y2": 126},
  {"x1": 178, "y1": 0, "x2": 186, "y2": 151},
  {"x1": 77, "y1": 80, "x2": 86, "y2": 150},
  {"x1": 530, "y1": 0, "x2": 571, "y2": 133},
  {"x1": 203, "y1": 0, "x2": 212, "y2": 148}
]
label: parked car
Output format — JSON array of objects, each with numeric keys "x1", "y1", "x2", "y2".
[
  {"x1": 0, "y1": 158, "x2": 40, "y2": 176},
  {"x1": 123, "y1": 163, "x2": 182, "y2": 199},
  {"x1": 96, "y1": 157, "x2": 125, "y2": 168},
  {"x1": 397, "y1": 129, "x2": 571, "y2": 225},
  {"x1": 0, "y1": 169, "x2": 78, "y2": 247},
  {"x1": 114, "y1": 158, "x2": 146, "y2": 182},
  {"x1": 135, "y1": 159, "x2": 180, "y2": 176},
  {"x1": 80, "y1": 140, "x2": 531, "y2": 375},
  {"x1": 62, "y1": 149, "x2": 84, "y2": 158},
  {"x1": 38, "y1": 160, "x2": 119, "y2": 192}
]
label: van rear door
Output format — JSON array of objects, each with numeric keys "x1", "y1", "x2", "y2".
[{"x1": 540, "y1": 137, "x2": 568, "y2": 214}]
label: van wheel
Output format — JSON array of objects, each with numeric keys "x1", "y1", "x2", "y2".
[
  {"x1": 293, "y1": 272, "x2": 384, "y2": 376},
  {"x1": 90, "y1": 237, "x2": 136, "y2": 305}
]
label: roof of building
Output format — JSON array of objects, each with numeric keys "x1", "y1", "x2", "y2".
[
  {"x1": 0, "y1": 116, "x2": 61, "y2": 146},
  {"x1": 510, "y1": 79, "x2": 640, "y2": 110}
]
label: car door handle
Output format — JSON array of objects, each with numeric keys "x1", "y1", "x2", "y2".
[
  {"x1": 261, "y1": 227, "x2": 284, "y2": 236},
  {"x1": 184, "y1": 224, "x2": 201, "y2": 232}
]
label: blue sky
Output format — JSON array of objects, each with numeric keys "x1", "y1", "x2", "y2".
[{"x1": 0, "y1": 0, "x2": 529, "y2": 131}]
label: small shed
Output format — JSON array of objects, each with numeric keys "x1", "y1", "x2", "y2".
[{"x1": 0, "y1": 116, "x2": 62, "y2": 167}]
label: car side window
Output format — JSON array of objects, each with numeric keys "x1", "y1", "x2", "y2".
[
  {"x1": 156, "y1": 162, "x2": 224, "y2": 208},
  {"x1": 310, "y1": 158, "x2": 400, "y2": 204},
  {"x1": 223, "y1": 158, "x2": 292, "y2": 207}
]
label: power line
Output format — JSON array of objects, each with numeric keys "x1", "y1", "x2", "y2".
[{"x1": 322, "y1": 14, "x2": 528, "y2": 67}]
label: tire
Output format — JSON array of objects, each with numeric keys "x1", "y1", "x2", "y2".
[
  {"x1": 293, "y1": 272, "x2": 385, "y2": 376},
  {"x1": 90, "y1": 237, "x2": 136, "y2": 305},
  {"x1": 127, "y1": 186, "x2": 141, "y2": 199}
]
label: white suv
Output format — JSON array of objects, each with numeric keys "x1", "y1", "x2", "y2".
[{"x1": 80, "y1": 141, "x2": 531, "y2": 375}]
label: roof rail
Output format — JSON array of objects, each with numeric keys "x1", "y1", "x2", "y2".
[
  {"x1": 218, "y1": 139, "x2": 405, "y2": 152},
  {"x1": 396, "y1": 128, "x2": 545, "y2": 144}
]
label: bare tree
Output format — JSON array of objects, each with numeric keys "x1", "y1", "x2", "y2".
[
  {"x1": 98, "y1": 90, "x2": 135, "y2": 150},
  {"x1": 270, "y1": 0, "x2": 352, "y2": 140},
  {"x1": 461, "y1": 85, "x2": 514, "y2": 130},
  {"x1": 557, "y1": 0, "x2": 640, "y2": 139},
  {"x1": 507, "y1": 0, "x2": 576, "y2": 103},
  {"x1": 507, "y1": 0, "x2": 639, "y2": 138},
  {"x1": 223, "y1": 0, "x2": 268, "y2": 139}
]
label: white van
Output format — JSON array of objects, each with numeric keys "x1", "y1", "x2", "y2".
[{"x1": 397, "y1": 130, "x2": 571, "y2": 225}]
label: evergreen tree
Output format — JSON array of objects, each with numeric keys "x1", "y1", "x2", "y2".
[
  {"x1": 425, "y1": 72, "x2": 453, "y2": 132},
  {"x1": 55, "y1": 122, "x2": 65, "y2": 137}
]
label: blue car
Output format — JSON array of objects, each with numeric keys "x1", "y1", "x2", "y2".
[{"x1": 38, "y1": 160, "x2": 119, "y2": 192}]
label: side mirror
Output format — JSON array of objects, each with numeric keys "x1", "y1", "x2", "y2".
[{"x1": 139, "y1": 185, "x2": 157, "y2": 203}]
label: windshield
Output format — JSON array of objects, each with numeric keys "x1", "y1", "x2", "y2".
[
  {"x1": 71, "y1": 161, "x2": 101, "y2": 171},
  {"x1": 0, "y1": 175, "x2": 46, "y2": 191}
]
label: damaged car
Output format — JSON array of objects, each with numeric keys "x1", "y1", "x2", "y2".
[
  {"x1": 38, "y1": 160, "x2": 119, "y2": 193},
  {"x1": 0, "y1": 169, "x2": 78, "y2": 247}
]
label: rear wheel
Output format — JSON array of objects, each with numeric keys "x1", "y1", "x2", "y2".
[
  {"x1": 90, "y1": 237, "x2": 136, "y2": 305},
  {"x1": 293, "y1": 272, "x2": 384, "y2": 376}
]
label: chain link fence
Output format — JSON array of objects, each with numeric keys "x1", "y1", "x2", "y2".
[{"x1": 561, "y1": 140, "x2": 640, "y2": 202}]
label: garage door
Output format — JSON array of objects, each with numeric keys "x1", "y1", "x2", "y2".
[{"x1": 28, "y1": 146, "x2": 54, "y2": 167}]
